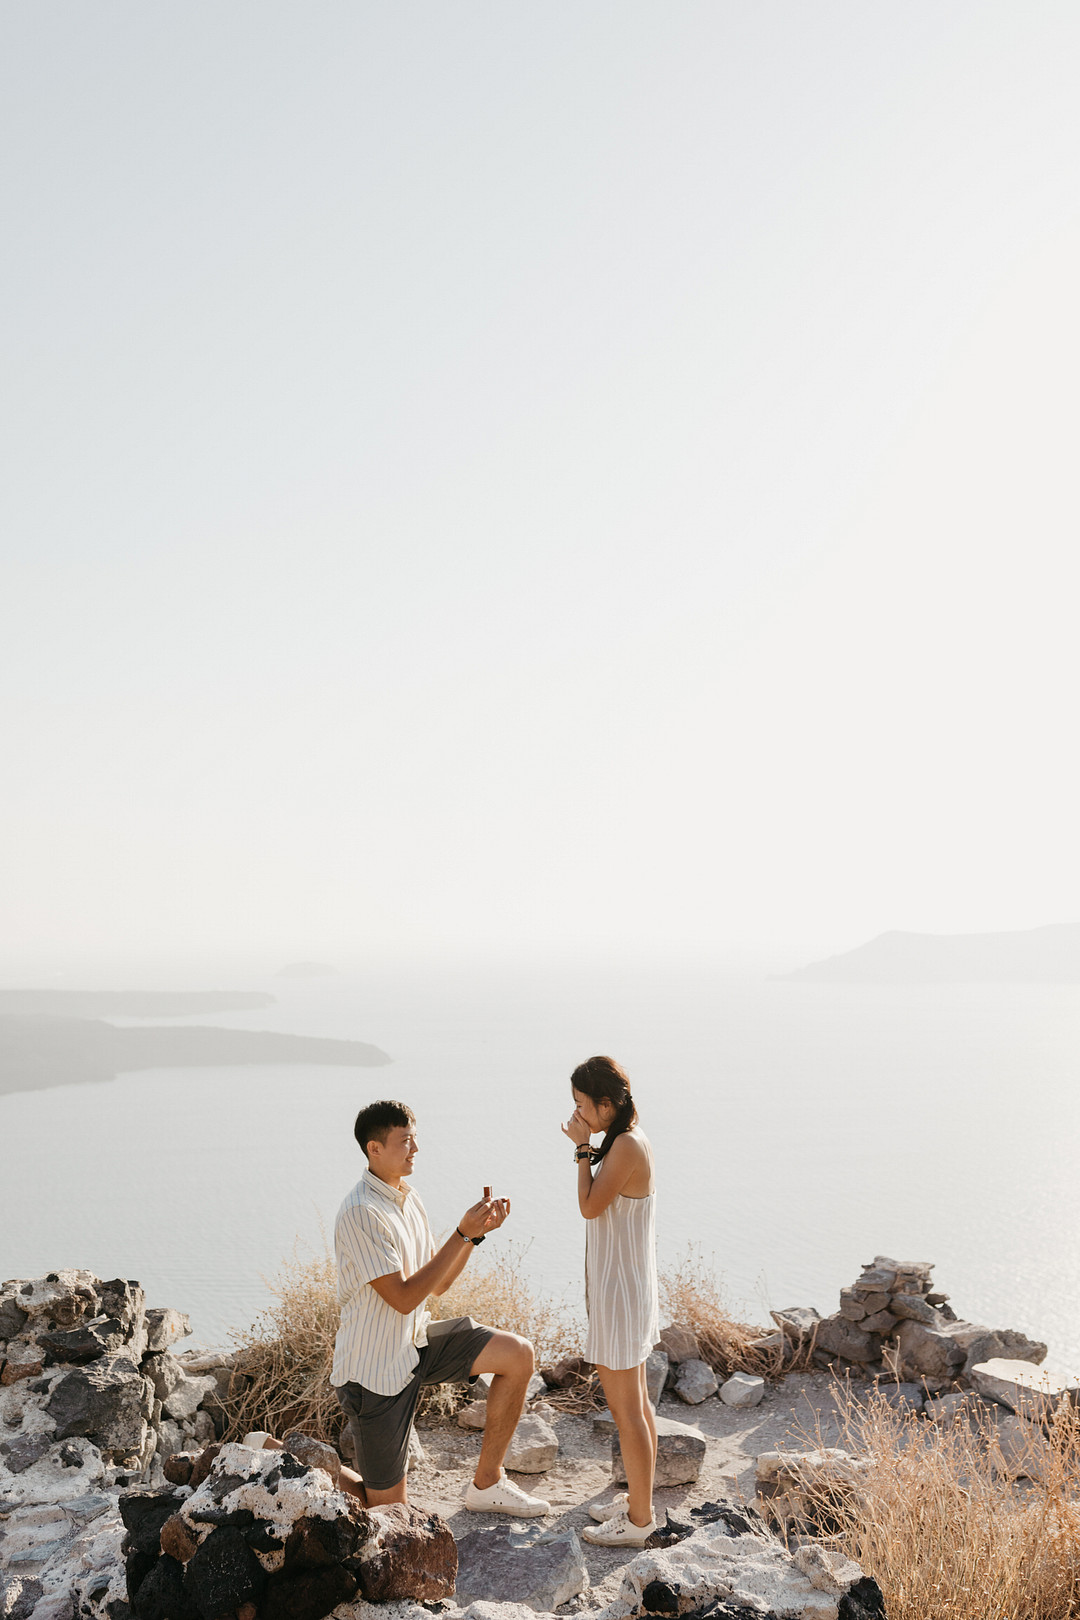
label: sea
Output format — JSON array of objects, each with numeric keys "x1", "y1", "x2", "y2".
[{"x1": 3, "y1": 957, "x2": 1079, "y2": 1367}]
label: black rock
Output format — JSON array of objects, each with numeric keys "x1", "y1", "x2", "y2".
[
  {"x1": 245, "y1": 1521, "x2": 284, "y2": 1555},
  {"x1": 60, "y1": 1443, "x2": 84, "y2": 1467},
  {"x1": 682, "y1": 1605, "x2": 770, "y2": 1620},
  {"x1": 0, "y1": 1295, "x2": 27, "y2": 1337},
  {"x1": 645, "y1": 1514, "x2": 695, "y2": 1548},
  {"x1": 47, "y1": 1355, "x2": 151, "y2": 1454},
  {"x1": 689, "y1": 1500, "x2": 762, "y2": 1538},
  {"x1": 184, "y1": 1525, "x2": 267, "y2": 1620},
  {"x1": 0, "y1": 1435, "x2": 51, "y2": 1473},
  {"x1": 261, "y1": 1565, "x2": 358, "y2": 1620},
  {"x1": 40, "y1": 1319, "x2": 125, "y2": 1364},
  {"x1": 642, "y1": 1581, "x2": 681, "y2": 1616},
  {"x1": 206, "y1": 1472, "x2": 247, "y2": 1502},
  {"x1": 838, "y1": 1576, "x2": 888, "y2": 1620},
  {"x1": 0, "y1": 1576, "x2": 43, "y2": 1620},
  {"x1": 188, "y1": 1507, "x2": 256, "y2": 1530},
  {"x1": 119, "y1": 1491, "x2": 189, "y2": 1603},
  {"x1": 133, "y1": 1556, "x2": 199, "y2": 1620}
]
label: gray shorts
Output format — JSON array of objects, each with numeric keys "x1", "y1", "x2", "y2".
[{"x1": 335, "y1": 1316, "x2": 494, "y2": 1490}]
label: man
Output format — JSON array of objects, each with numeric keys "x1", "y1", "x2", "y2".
[{"x1": 331, "y1": 1098, "x2": 551, "y2": 1515}]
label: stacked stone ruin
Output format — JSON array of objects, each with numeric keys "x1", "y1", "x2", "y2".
[{"x1": 772, "y1": 1254, "x2": 1048, "y2": 1392}]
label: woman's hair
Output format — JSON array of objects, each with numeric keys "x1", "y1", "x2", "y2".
[{"x1": 571, "y1": 1055, "x2": 637, "y2": 1164}]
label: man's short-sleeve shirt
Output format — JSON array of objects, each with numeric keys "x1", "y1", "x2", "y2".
[{"x1": 331, "y1": 1168, "x2": 435, "y2": 1395}]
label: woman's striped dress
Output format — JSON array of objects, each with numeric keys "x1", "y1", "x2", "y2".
[{"x1": 584, "y1": 1190, "x2": 659, "y2": 1371}]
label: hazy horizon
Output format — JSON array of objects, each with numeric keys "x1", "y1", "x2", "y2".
[{"x1": 4, "y1": 3, "x2": 1078, "y2": 966}]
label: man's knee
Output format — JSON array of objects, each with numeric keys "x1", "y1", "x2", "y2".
[{"x1": 473, "y1": 1330, "x2": 535, "y2": 1380}]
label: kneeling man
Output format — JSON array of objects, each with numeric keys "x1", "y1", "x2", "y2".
[{"x1": 332, "y1": 1099, "x2": 550, "y2": 1516}]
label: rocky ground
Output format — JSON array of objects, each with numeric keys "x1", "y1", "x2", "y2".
[{"x1": 408, "y1": 1374, "x2": 852, "y2": 1610}]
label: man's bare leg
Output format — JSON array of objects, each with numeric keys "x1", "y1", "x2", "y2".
[
  {"x1": 338, "y1": 1465, "x2": 369, "y2": 1504},
  {"x1": 469, "y1": 1332, "x2": 534, "y2": 1489},
  {"x1": 362, "y1": 1477, "x2": 407, "y2": 1507}
]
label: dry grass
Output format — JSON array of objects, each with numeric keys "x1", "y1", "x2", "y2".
[
  {"x1": 822, "y1": 1388, "x2": 1080, "y2": 1620},
  {"x1": 219, "y1": 1240, "x2": 586, "y2": 1440},
  {"x1": 659, "y1": 1248, "x2": 808, "y2": 1379}
]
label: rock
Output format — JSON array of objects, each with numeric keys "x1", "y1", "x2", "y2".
[
  {"x1": 47, "y1": 1353, "x2": 153, "y2": 1459},
  {"x1": 969, "y1": 1358, "x2": 1080, "y2": 1419},
  {"x1": 645, "y1": 1351, "x2": 669, "y2": 1407},
  {"x1": 353, "y1": 1503, "x2": 456, "y2": 1603},
  {"x1": 7, "y1": 1273, "x2": 100, "y2": 1331},
  {"x1": 407, "y1": 1429, "x2": 427, "y2": 1470},
  {"x1": 156, "y1": 1420, "x2": 184, "y2": 1461},
  {"x1": 0, "y1": 1289, "x2": 29, "y2": 1339},
  {"x1": 454, "y1": 1523, "x2": 587, "y2": 1612},
  {"x1": 868, "y1": 1381, "x2": 925, "y2": 1415},
  {"x1": 505, "y1": 1414, "x2": 558, "y2": 1474},
  {"x1": 890, "y1": 1294, "x2": 939, "y2": 1325},
  {"x1": 161, "y1": 1367, "x2": 217, "y2": 1423},
  {"x1": 592, "y1": 1409, "x2": 616, "y2": 1435},
  {"x1": 756, "y1": 1449, "x2": 869, "y2": 1538},
  {"x1": 261, "y1": 1563, "x2": 356, "y2": 1620},
  {"x1": 894, "y1": 1319, "x2": 966, "y2": 1381},
  {"x1": 814, "y1": 1315, "x2": 881, "y2": 1365},
  {"x1": 159, "y1": 1512, "x2": 199, "y2": 1563},
  {"x1": 540, "y1": 1356, "x2": 588, "y2": 1389},
  {"x1": 959, "y1": 1328, "x2": 1047, "y2": 1381},
  {"x1": 672, "y1": 1359, "x2": 717, "y2": 1405},
  {"x1": 988, "y1": 1411, "x2": 1049, "y2": 1481},
  {"x1": 860, "y1": 1309, "x2": 898, "y2": 1335},
  {"x1": 143, "y1": 1310, "x2": 191, "y2": 1354},
  {"x1": 1, "y1": 1435, "x2": 52, "y2": 1473},
  {"x1": 852, "y1": 1264, "x2": 897, "y2": 1296},
  {"x1": 458, "y1": 1400, "x2": 488, "y2": 1431},
  {"x1": 613, "y1": 1415, "x2": 705, "y2": 1488},
  {"x1": 37, "y1": 1320, "x2": 126, "y2": 1365},
  {"x1": 281, "y1": 1431, "x2": 341, "y2": 1486},
  {"x1": 600, "y1": 1512, "x2": 883, "y2": 1620},
  {"x1": 925, "y1": 1391, "x2": 978, "y2": 1422},
  {"x1": 838, "y1": 1289, "x2": 867, "y2": 1322},
  {"x1": 770, "y1": 1307, "x2": 821, "y2": 1343},
  {"x1": 184, "y1": 1524, "x2": 267, "y2": 1618},
  {"x1": 658, "y1": 1325, "x2": 701, "y2": 1364},
  {"x1": 719, "y1": 1373, "x2": 765, "y2": 1409},
  {"x1": 1, "y1": 1341, "x2": 46, "y2": 1384},
  {"x1": 130, "y1": 1553, "x2": 194, "y2": 1620},
  {"x1": 95, "y1": 1281, "x2": 147, "y2": 1359}
]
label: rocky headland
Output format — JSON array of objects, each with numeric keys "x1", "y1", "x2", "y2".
[
  {"x1": 784, "y1": 921, "x2": 1080, "y2": 983},
  {"x1": 3, "y1": 1257, "x2": 1074, "y2": 1620}
]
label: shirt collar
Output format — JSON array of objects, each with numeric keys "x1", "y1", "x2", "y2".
[{"x1": 363, "y1": 1167, "x2": 411, "y2": 1207}]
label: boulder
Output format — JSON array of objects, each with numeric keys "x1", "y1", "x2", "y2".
[
  {"x1": 719, "y1": 1373, "x2": 765, "y2": 1409},
  {"x1": 658, "y1": 1325, "x2": 701, "y2": 1364},
  {"x1": 969, "y1": 1358, "x2": 1080, "y2": 1420},
  {"x1": 770, "y1": 1307, "x2": 821, "y2": 1344},
  {"x1": 1, "y1": 1340, "x2": 46, "y2": 1384},
  {"x1": 601, "y1": 1510, "x2": 883, "y2": 1620},
  {"x1": 6, "y1": 1273, "x2": 100, "y2": 1331},
  {"x1": 860, "y1": 1309, "x2": 898, "y2": 1335},
  {"x1": 959, "y1": 1328, "x2": 1047, "y2": 1381},
  {"x1": 613, "y1": 1415, "x2": 705, "y2": 1488},
  {"x1": 894, "y1": 1319, "x2": 965, "y2": 1382},
  {"x1": 0, "y1": 1290, "x2": 29, "y2": 1340},
  {"x1": 143, "y1": 1310, "x2": 191, "y2": 1354},
  {"x1": 814, "y1": 1315, "x2": 880, "y2": 1365},
  {"x1": 454, "y1": 1523, "x2": 587, "y2": 1612},
  {"x1": 988, "y1": 1411, "x2": 1049, "y2": 1481},
  {"x1": 890, "y1": 1294, "x2": 939, "y2": 1325},
  {"x1": 281, "y1": 1431, "x2": 341, "y2": 1486},
  {"x1": 457, "y1": 1400, "x2": 488, "y2": 1431},
  {"x1": 47, "y1": 1353, "x2": 153, "y2": 1459},
  {"x1": 37, "y1": 1320, "x2": 126, "y2": 1365},
  {"x1": 756, "y1": 1449, "x2": 869, "y2": 1538},
  {"x1": 505, "y1": 1413, "x2": 558, "y2": 1474},
  {"x1": 839, "y1": 1289, "x2": 867, "y2": 1322},
  {"x1": 353, "y1": 1503, "x2": 456, "y2": 1603},
  {"x1": 184, "y1": 1524, "x2": 267, "y2": 1618},
  {"x1": 673, "y1": 1359, "x2": 718, "y2": 1405},
  {"x1": 867, "y1": 1381, "x2": 925, "y2": 1415},
  {"x1": 645, "y1": 1351, "x2": 669, "y2": 1407}
]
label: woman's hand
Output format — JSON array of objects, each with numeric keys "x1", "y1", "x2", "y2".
[{"x1": 561, "y1": 1108, "x2": 592, "y2": 1148}]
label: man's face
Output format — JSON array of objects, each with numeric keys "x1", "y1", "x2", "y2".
[{"x1": 369, "y1": 1123, "x2": 418, "y2": 1181}]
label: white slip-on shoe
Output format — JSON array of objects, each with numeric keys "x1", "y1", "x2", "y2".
[
  {"x1": 464, "y1": 1472, "x2": 552, "y2": 1517},
  {"x1": 587, "y1": 1491, "x2": 629, "y2": 1523},
  {"x1": 582, "y1": 1509, "x2": 657, "y2": 1547}
]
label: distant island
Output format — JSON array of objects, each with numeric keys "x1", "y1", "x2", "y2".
[
  {"x1": 0, "y1": 1017, "x2": 391, "y2": 1098},
  {"x1": 0, "y1": 989, "x2": 276, "y2": 1017},
  {"x1": 784, "y1": 922, "x2": 1080, "y2": 984},
  {"x1": 275, "y1": 961, "x2": 338, "y2": 978}
]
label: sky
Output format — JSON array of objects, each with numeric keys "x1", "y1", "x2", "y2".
[{"x1": 2, "y1": 3, "x2": 1078, "y2": 973}]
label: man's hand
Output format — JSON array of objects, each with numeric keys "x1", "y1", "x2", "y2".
[
  {"x1": 458, "y1": 1196, "x2": 510, "y2": 1240},
  {"x1": 561, "y1": 1109, "x2": 592, "y2": 1148}
]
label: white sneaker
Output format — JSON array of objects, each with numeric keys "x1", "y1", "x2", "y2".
[
  {"x1": 582, "y1": 1509, "x2": 657, "y2": 1547},
  {"x1": 464, "y1": 1472, "x2": 552, "y2": 1517},
  {"x1": 587, "y1": 1491, "x2": 629, "y2": 1523}
]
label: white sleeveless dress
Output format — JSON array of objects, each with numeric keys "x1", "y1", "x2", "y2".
[{"x1": 584, "y1": 1189, "x2": 659, "y2": 1371}]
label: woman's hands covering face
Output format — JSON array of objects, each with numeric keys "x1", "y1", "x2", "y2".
[{"x1": 561, "y1": 1107, "x2": 593, "y2": 1148}]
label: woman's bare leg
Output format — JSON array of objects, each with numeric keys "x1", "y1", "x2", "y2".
[{"x1": 597, "y1": 1363, "x2": 655, "y2": 1527}]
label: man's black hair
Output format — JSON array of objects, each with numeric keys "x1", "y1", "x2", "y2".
[{"x1": 353, "y1": 1099, "x2": 415, "y2": 1159}]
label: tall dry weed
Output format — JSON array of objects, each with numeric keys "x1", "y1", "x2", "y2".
[
  {"x1": 825, "y1": 1389, "x2": 1080, "y2": 1620},
  {"x1": 659, "y1": 1248, "x2": 804, "y2": 1379}
]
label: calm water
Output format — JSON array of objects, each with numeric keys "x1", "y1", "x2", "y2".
[{"x1": 3, "y1": 961, "x2": 1079, "y2": 1366}]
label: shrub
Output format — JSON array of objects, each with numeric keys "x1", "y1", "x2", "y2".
[
  {"x1": 659, "y1": 1247, "x2": 803, "y2": 1379},
  {"x1": 826, "y1": 1389, "x2": 1080, "y2": 1620}
]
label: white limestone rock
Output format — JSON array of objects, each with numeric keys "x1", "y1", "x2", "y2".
[
  {"x1": 505, "y1": 1413, "x2": 558, "y2": 1473},
  {"x1": 719, "y1": 1372, "x2": 765, "y2": 1409},
  {"x1": 613, "y1": 1415, "x2": 705, "y2": 1487},
  {"x1": 969, "y1": 1358, "x2": 1080, "y2": 1419}
]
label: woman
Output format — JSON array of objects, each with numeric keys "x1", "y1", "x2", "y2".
[{"x1": 562, "y1": 1055, "x2": 659, "y2": 1546}]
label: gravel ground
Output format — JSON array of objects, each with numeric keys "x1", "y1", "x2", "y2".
[{"x1": 407, "y1": 1373, "x2": 853, "y2": 1610}]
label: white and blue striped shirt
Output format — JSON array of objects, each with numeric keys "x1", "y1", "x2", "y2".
[{"x1": 331, "y1": 1169, "x2": 435, "y2": 1395}]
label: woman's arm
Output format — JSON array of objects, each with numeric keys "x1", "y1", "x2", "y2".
[{"x1": 575, "y1": 1132, "x2": 643, "y2": 1219}]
